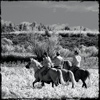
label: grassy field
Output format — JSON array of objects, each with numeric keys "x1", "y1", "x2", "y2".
[{"x1": 1, "y1": 57, "x2": 99, "y2": 99}]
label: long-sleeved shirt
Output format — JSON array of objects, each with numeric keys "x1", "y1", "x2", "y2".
[
  {"x1": 42, "y1": 56, "x2": 52, "y2": 68},
  {"x1": 72, "y1": 55, "x2": 81, "y2": 67},
  {"x1": 53, "y1": 56, "x2": 64, "y2": 68}
]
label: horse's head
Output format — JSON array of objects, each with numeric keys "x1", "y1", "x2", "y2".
[
  {"x1": 25, "y1": 58, "x2": 42, "y2": 71},
  {"x1": 25, "y1": 61, "x2": 31, "y2": 69},
  {"x1": 63, "y1": 60, "x2": 72, "y2": 70}
]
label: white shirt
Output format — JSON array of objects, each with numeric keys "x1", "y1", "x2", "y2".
[
  {"x1": 53, "y1": 56, "x2": 64, "y2": 67},
  {"x1": 72, "y1": 55, "x2": 81, "y2": 67},
  {"x1": 42, "y1": 56, "x2": 52, "y2": 67}
]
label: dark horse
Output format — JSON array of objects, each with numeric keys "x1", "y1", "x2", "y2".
[
  {"x1": 25, "y1": 58, "x2": 76, "y2": 88},
  {"x1": 63, "y1": 60, "x2": 90, "y2": 88}
]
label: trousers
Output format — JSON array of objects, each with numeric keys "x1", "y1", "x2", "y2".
[{"x1": 39, "y1": 66, "x2": 50, "y2": 81}]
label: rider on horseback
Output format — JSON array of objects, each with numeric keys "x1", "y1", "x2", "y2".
[
  {"x1": 71, "y1": 48, "x2": 82, "y2": 73},
  {"x1": 39, "y1": 52, "x2": 53, "y2": 81},
  {"x1": 53, "y1": 51, "x2": 64, "y2": 69}
]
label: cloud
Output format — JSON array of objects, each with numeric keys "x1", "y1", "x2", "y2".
[
  {"x1": 54, "y1": 4, "x2": 71, "y2": 9},
  {"x1": 52, "y1": 3, "x2": 99, "y2": 12},
  {"x1": 2, "y1": 1, "x2": 98, "y2": 13},
  {"x1": 38, "y1": 1, "x2": 99, "y2": 13},
  {"x1": 85, "y1": 5, "x2": 99, "y2": 12}
]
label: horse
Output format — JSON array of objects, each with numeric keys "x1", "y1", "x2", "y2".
[
  {"x1": 63, "y1": 60, "x2": 90, "y2": 88},
  {"x1": 25, "y1": 58, "x2": 76, "y2": 88}
]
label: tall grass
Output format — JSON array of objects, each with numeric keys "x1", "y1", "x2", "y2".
[{"x1": 1, "y1": 61, "x2": 99, "y2": 99}]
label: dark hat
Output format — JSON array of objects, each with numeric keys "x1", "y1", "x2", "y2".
[
  {"x1": 74, "y1": 48, "x2": 80, "y2": 55},
  {"x1": 56, "y1": 51, "x2": 60, "y2": 56},
  {"x1": 44, "y1": 52, "x2": 48, "y2": 56}
]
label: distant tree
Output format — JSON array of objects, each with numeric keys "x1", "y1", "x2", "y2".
[
  {"x1": 30, "y1": 22, "x2": 36, "y2": 30},
  {"x1": 74, "y1": 28, "x2": 77, "y2": 30},
  {"x1": 19, "y1": 24, "x2": 23, "y2": 31},
  {"x1": 9, "y1": 22, "x2": 15, "y2": 32},
  {"x1": 1, "y1": 23, "x2": 6, "y2": 32},
  {"x1": 38, "y1": 23, "x2": 45, "y2": 31},
  {"x1": 47, "y1": 26, "x2": 52, "y2": 31},
  {"x1": 14, "y1": 25, "x2": 19, "y2": 31},
  {"x1": 65, "y1": 26, "x2": 70, "y2": 30},
  {"x1": 83, "y1": 28, "x2": 86, "y2": 31},
  {"x1": 23, "y1": 24, "x2": 27, "y2": 31}
]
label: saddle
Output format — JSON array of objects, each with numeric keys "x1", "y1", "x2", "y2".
[
  {"x1": 72, "y1": 66, "x2": 79, "y2": 74},
  {"x1": 41, "y1": 67, "x2": 50, "y2": 76},
  {"x1": 54, "y1": 65, "x2": 62, "y2": 69}
]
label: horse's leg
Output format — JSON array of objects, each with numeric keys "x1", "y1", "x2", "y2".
[
  {"x1": 68, "y1": 70, "x2": 76, "y2": 88},
  {"x1": 82, "y1": 80, "x2": 87, "y2": 88},
  {"x1": 51, "y1": 79, "x2": 58, "y2": 87},
  {"x1": 57, "y1": 69, "x2": 66, "y2": 85},
  {"x1": 52, "y1": 82, "x2": 54, "y2": 87},
  {"x1": 57, "y1": 77, "x2": 60, "y2": 85},
  {"x1": 58, "y1": 78, "x2": 61, "y2": 84},
  {"x1": 55, "y1": 76, "x2": 60, "y2": 86},
  {"x1": 41, "y1": 81, "x2": 45, "y2": 86},
  {"x1": 33, "y1": 79, "x2": 39, "y2": 87}
]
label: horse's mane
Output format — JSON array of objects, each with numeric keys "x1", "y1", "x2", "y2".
[
  {"x1": 63, "y1": 60, "x2": 72, "y2": 69},
  {"x1": 65, "y1": 60, "x2": 72, "y2": 66},
  {"x1": 31, "y1": 58, "x2": 43, "y2": 68}
]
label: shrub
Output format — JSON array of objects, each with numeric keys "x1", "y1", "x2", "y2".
[
  {"x1": 2, "y1": 38, "x2": 13, "y2": 45},
  {"x1": 59, "y1": 47, "x2": 73, "y2": 58},
  {"x1": 85, "y1": 46, "x2": 98, "y2": 57},
  {"x1": 80, "y1": 45, "x2": 98, "y2": 57},
  {"x1": 46, "y1": 35, "x2": 61, "y2": 58},
  {"x1": 1, "y1": 45, "x2": 15, "y2": 53},
  {"x1": 26, "y1": 45, "x2": 33, "y2": 53},
  {"x1": 32, "y1": 41, "x2": 47, "y2": 61},
  {"x1": 14, "y1": 45, "x2": 26, "y2": 53},
  {"x1": 31, "y1": 34, "x2": 61, "y2": 60},
  {"x1": 79, "y1": 45, "x2": 87, "y2": 53},
  {"x1": 87, "y1": 33, "x2": 96, "y2": 37},
  {"x1": 59, "y1": 33, "x2": 69, "y2": 37}
]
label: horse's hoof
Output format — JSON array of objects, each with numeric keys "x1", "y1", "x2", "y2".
[
  {"x1": 82, "y1": 85, "x2": 87, "y2": 88},
  {"x1": 33, "y1": 86, "x2": 35, "y2": 88},
  {"x1": 33, "y1": 87, "x2": 35, "y2": 89},
  {"x1": 41, "y1": 83, "x2": 44, "y2": 86},
  {"x1": 66, "y1": 82, "x2": 69, "y2": 86},
  {"x1": 85, "y1": 86, "x2": 87, "y2": 88},
  {"x1": 76, "y1": 80, "x2": 78, "y2": 82},
  {"x1": 72, "y1": 86, "x2": 74, "y2": 88},
  {"x1": 32, "y1": 85, "x2": 35, "y2": 89},
  {"x1": 33, "y1": 84, "x2": 35, "y2": 88}
]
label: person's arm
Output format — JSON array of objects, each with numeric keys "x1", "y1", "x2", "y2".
[
  {"x1": 61, "y1": 58, "x2": 64, "y2": 65},
  {"x1": 60, "y1": 57, "x2": 64, "y2": 67},
  {"x1": 49, "y1": 57, "x2": 54, "y2": 67},
  {"x1": 77, "y1": 56, "x2": 82, "y2": 63}
]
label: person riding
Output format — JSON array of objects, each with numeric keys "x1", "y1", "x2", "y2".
[
  {"x1": 39, "y1": 52, "x2": 53, "y2": 81},
  {"x1": 53, "y1": 51, "x2": 64, "y2": 69},
  {"x1": 70, "y1": 48, "x2": 81, "y2": 73}
]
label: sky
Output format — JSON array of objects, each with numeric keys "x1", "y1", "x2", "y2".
[{"x1": 1, "y1": 1, "x2": 99, "y2": 30}]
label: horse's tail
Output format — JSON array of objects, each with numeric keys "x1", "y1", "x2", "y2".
[
  {"x1": 85, "y1": 70, "x2": 90, "y2": 80},
  {"x1": 57, "y1": 69, "x2": 66, "y2": 85},
  {"x1": 85, "y1": 70, "x2": 91, "y2": 87},
  {"x1": 68, "y1": 70, "x2": 76, "y2": 88}
]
